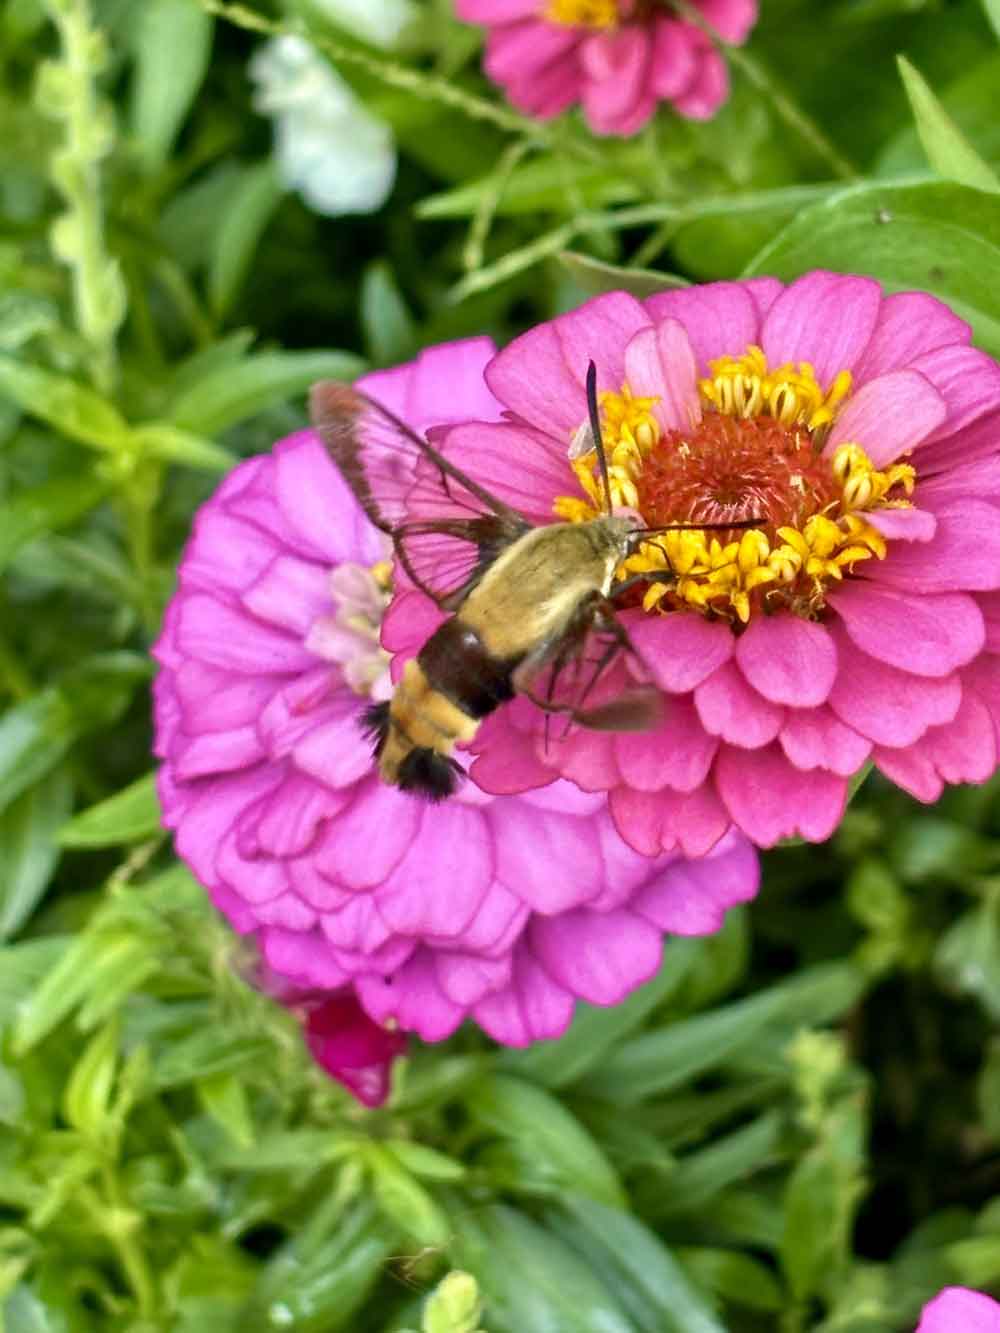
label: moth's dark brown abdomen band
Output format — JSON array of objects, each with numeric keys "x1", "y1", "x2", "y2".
[{"x1": 417, "y1": 618, "x2": 519, "y2": 720}]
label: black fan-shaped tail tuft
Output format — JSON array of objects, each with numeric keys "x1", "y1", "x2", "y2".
[
  {"x1": 396, "y1": 747, "x2": 463, "y2": 801},
  {"x1": 360, "y1": 700, "x2": 391, "y2": 758}
]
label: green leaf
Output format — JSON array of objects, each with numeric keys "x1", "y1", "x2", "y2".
[
  {"x1": 130, "y1": 0, "x2": 214, "y2": 171},
  {"x1": 557, "y1": 250, "x2": 688, "y2": 299},
  {"x1": 58, "y1": 771, "x2": 160, "y2": 848},
  {"x1": 0, "y1": 476, "x2": 110, "y2": 576},
  {"x1": 981, "y1": 0, "x2": 1000, "y2": 41},
  {"x1": 166, "y1": 349, "x2": 366, "y2": 435},
  {"x1": 744, "y1": 180, "x2": 1000, "y2": 360},
  {"x1": 0, "y1": 769, "x2": 72, "y2": 939},
  {"x1": 62, "y1": 1018, "x2": 119, "y2": 1139},
  {"x1": 208, "y1": 160, "x2": 285, "y2": 319},
  {"x1": 152, "y1": 1029, "x2": 273, "y2": 1090},
  {"x1": 652, "y1": 1112, "x2": 786, "y2": 1217},
  {"x1": 361, "y1": 261, "x2": 419, "y2": 367},
  {"x1": 578, "y1": 962, "x2": 865, "y2": 1104},
  {"x1": 384, "y1": 1142, "x2": 467, "y2": 1183},
  {"x1": 878, "y1": 53, "x2": 1000, "y2": 180},
  {"x1": 0, "y1": 936, "x2": 68, "y2": 1029},
  {"x1": 504, "y1": 937, "x2": 701, "y2": 1088},
  {"x1": 367, "y1": 1146, "x2": 451, "y2": 1247},
  {"x1": 0, "y1": 691, "x2": 75, "y2": 816},
  {"x1": 451, "y1": 1204, "x2": 637, "y2": 1333},
  {"x1": 781, "y1": 1150, "x2": 841, "y2": 1302},
  {"x1": 196, "y1": 1073, "x2": 255, "y2": 1150},
  {"x1": 556, "y1": 1197, "x2": 728, "y2": 1333},
  {"x1": 0, "y1": 355, "x2": 127, "y2": 449},
  {"x1": 674, "y1": 1248, "x2": 783, "y2": 1314},
  {"x1": 896, "y1": 56, "x2": 1000, "y2": 192},
  {"x1": 465, "y1": 1073, "x2": 625, "y2": 1209},
  {"x1": 128, "y1": 421, "x2": 236, "y2": 472},
  {"x1": 422, "y1": 1272, "x2": 484, "y2": 1333}
]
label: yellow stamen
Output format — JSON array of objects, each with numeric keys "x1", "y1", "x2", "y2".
[
  {"x1": 546, "y1": 0, "x2": 618, "y2": 26},
  {"x1": 700, "y1": 345, "x2": 853, "y2": 433}
]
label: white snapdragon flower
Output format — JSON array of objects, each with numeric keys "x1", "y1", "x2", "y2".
[
  {"x1": 249, "y1": 36, "x2": 396, "y2": 217},
  {"x1": 306, "y1": 0, "x2": 416, "y2": 50}
]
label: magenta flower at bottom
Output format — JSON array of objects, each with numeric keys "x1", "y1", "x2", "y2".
[
  {"x1": 152, "y1": 337, "x2": 759, "y2": 1103},
  {"x1": 917, "y1": 1288, "x2": 1000, "y2": 1332},
  {"x1": 456, "y1": 0, "x2": 758, "y2": 135}
]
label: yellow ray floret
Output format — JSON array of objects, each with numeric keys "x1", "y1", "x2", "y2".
[
  {"x1": 700, "y1": 344, "x2": 853, "y2": 432},
  {"x1": 546, "y1": 0, "x2": 618, "y2": 26}
]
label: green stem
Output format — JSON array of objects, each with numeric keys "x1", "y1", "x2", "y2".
[
  {"x1": 42, "y1": 0, "x2": 125, "y2": 393},
  {"x1": 463, "y1": 138, "x2": 537, "y2": 274},
  {"x1": 671, "y1": 0, "x2": 859, "y2": 182}
]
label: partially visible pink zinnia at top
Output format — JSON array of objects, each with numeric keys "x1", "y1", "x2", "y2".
[
  {"x1": 455, "y1": 0, "x2": 758, "y2": 134},
  {"x1": 383, "y1": 272, "x2": 1000, "y2": 854}
]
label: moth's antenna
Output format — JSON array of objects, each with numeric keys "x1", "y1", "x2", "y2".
[{"x1": 586, "y1": 360, "x2": 613, "y2": 517}]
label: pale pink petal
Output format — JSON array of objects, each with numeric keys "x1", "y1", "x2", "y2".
[
  {"x1": 437, "y1": 420, "x2": 572, "y2": 523},
  {"x1": 871, "y1": 501, "x2": 1000, "y2": 593},
  {"x1": 456, "y1": 0, "x2": 540, "y2": 18},
  {"x1": 827, "y1": 370, "x2": 947, "y2": 467},
  {"x1": 623, "y1": 319, "x2": 701, "y2": 432},
  {"x1": 494, "y1": 801, "x2": 603, "y2": 913},
  {"x1": 261, "y1": 927, "x2": 349, "y2": 989},
  {"x1": 474, "y1": 945, "x2": 575, "y2": 1046},
  {"x1": 644, "y1": 282, "x2": 762, "y2": 375},
  {"x1": 173, "y1": 726, "x2": 265, "y2": 780},
  {"x1": 827, "y1": 627, "x2": 961, "y2": 746},
  {"x1": 916, "y1": 1287, "x2": 1000, "y2": 1333},
  {"x1": 909, "y1": 344, "x2": 1000, "y2": 437},
  {"x1": 485, "y1": 20, "x2": 579, "y2": 85},
  {"x1": 274, "y1": 435, "x2": 381, "y2": 566},
  {"x1": 531, "y1": 908, "x2": 663, "y2": 1005},
  {"x1": 864, "y1": 508, "x2": 937, "y2": 542},
  {"x1": 314, "y1": 781, "x2": 422, "y2": 889},
  {"x1": 357, "y1": 951, "x2": 465, "y2": 1042},
  {"x1": 291, "y1": 706, "x2": 378, "y2": 789},
  {"x1": 377, "y1": 806, "x2": 494, "y2": 939},
  {"x1": 695, "y1": 661, "x2": 785, "y2": 747},
  {"x1": 915, "y1": 406, "x2": 1000, "y2": 475},
  {"x1": 633, "y1": 827, "x2": 759, "y2": 934},
  {"x1": 735, "y1": 614, "x2": 838, "y2": 707},
  {"x1": 829, "y1": 582, "x2": 984, "y2": 677},
  {"x1": 580, "y1": 28, "x2": 652, "y2": 135},
  {"x1": 177, "y1": 594, "x2": 313, "y2": 675},
  {"x1": 434, "y1": 951, "x2": 512, "y2": 1007},
  {"x1": 780, "y1": 707, "x2": 871, "y2": 776},
  {"x1": 181, "y1": 508, "x2": 279, "y2": 595},
  {"x1": 484, "y1": 292, "x2": 652, "y2": 433},
  {"x1": 853, "y1": 291, "x2": 971, "y2": 385},
  {"x1": 762, "y1": 272, "x2": 882, "y2": 388},
  {"x1": 242, "y1": 555, "x2": 331, "y2": 636},
  {"x1": 715, "y1": 744, "x2": 848, "y2": 847}
]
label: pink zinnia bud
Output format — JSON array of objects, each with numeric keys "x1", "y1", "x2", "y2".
[
  {"x1": 382, "y1": 275, "x2": 1000, "y2": 853},
  {"x1": 455, "y1": 0, "x2": 758, "y2": 135},
  {"x1": 916, "y1": 1287, "x2": 1000, "y2": 1332},
  {"x1": 152, "y1": 337, "x2": 759, "y2": 1104}
]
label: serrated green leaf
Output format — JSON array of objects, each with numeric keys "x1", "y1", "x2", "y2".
[
  {"x1": 208, "y1": 160, "x2": 284, "y2": 319},
  {"x1": 466, "y1": 1073, "x2": 625, "y2": 1208},
  {"x1": 130, "y1": 0, "x2": 213, "y2": 171},
  {"x1": 0, "y1": 769, "x2": 72, "y2": 939},
  {"x1": 744, "y1": 180, "x2": 1000, "y2": 360},
  {"x1": 897, "y1": 56, "x2": 1000, "y2": 192},
  {"x1": 58, "y1": 771, "x2": 160, "y2": 848},
  {"x1": 0, "y1": 355, "x2": 127, "y2": 449},
  {"x1": 166, "y1": 349, "x2": 366, "y2": 435}
]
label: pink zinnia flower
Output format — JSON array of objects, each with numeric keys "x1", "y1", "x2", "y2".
[
  {"x1": 384, "y1": 274, "x2": 1000, "y2": 854},
  {"x1": 455, "y1": 0, "x2": 758, "y2": 135},
  {"x1": 917, "y1": 1288, "x2": 1000, "y2": 1332},
  {"x1": 152, "y1": 337, "x2": 759, "y2": 1101}
]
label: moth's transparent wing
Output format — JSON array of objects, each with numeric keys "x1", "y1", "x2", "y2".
[
  {"x1": 310, "y1": 381, "x2": 531, "y2": 607},
  {"x1": 513, "y1": 597, "x2": 662, "y2": 733}
]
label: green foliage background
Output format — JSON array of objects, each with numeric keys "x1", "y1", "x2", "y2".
[{"x1": 3, "y1": 0, "x2": 1000, "y2": 1328}]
